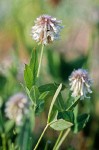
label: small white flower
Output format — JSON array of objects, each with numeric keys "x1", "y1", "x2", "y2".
[
  {"x1": 5, "y1": 93, "x2": 29, "y2": 125},
  {"x1": 69, "y1": 69, "x2": 92, "y2": 99},
  {"x1": 31, "y1": 14, "x2": 63, "y2": 45}
]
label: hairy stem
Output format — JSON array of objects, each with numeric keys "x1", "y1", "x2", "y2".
[{"x1": 37, "y1": 44, "x2": 44, "y2": 78}]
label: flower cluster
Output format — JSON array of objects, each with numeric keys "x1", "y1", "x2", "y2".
[
  {"x1": 69, "y1": 69, "x2": 92, "y2": 99},
  {"x1": 31, "y1": 14, "x2": 63, "y2": 45},
  {"x1": 5, "y1": 93, "x2": 29, "y2": 125}
]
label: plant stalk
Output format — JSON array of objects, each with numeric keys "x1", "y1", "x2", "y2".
[
  {"x1": 55, "y1": 128, "x2": 71, "y2": 150},
  {"x1": 2, "y1": 133, "x2": 6, "y2": 150},
  {"x1": 34, "y1": 124, "x2": 49, "y2": 150},
  {"x1": 37, "y1": 44, "x2": 44, "y2": 78},
  {"x1": 53, "y1": 131, "x2": 63, "y2": 150}
]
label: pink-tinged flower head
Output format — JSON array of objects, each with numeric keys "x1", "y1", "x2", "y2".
[
  {"x1": 31, "y1": 14, "x2": 63, "y2": 45},
  {"x1": 5, "y1": 93, "x2": 29, "y2": 125},
  {"x1": 69, "y1": 69, "x2": 92, "y2": 99}
]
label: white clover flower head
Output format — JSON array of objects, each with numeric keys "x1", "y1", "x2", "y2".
[
  {"x1": 5, "y1": 93, "x2": 29, "y2": 125},
  {"x1": 69, "y1": 69, "x2": 92, "y2": 100},
  {"x1": 31, "y1": 14, "x2": 63, "y2": 45}
]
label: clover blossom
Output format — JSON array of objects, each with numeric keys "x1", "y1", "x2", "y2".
[
  {"x1": 31, "y1": 14, "x2": 63, "y2": 45},
  {"x1": 69, "y1": 69, "x2": 92, "y2": 99},
  {"x1": 5, "y1": 93, "x2": 29, "y2": 125}
]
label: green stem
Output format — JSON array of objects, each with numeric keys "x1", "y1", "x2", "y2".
[
  {"x1": 1, "y1": 133, "x2": 6, "y2": 150},
  {"x1": 37, "y1": 44, "x2": 44, "y2": 78},
  {"x1": 34, "y1": 124, "x2": 49, "y2": 150},
  {"x1": 47, "y1": 84, "x2": 62, "y2": 123},
  {"x1": 55, "y1": 128, "x2": 71, "y2": 150},
  {"x1": 73, "y1": 104, "x2": 78, "y2": 132},
  {"x1": 53, "y1": 131, "x2": 63, "y2": 150},
  {"x1": 44, "y1": 140, "x2": 51, "y2": 150}
]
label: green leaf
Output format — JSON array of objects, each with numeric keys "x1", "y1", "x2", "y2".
[
  {"x1": 47, "y1": 84, "x2": 62, "y2": 123},
  {"x1": 77, "y1": 114, "x2": 89, "y2": 122},
  {"x1": 48, "y1": 107, "x2": 58, "y2": 123},
  {"x1": 73, "y1": 113, "x2": 90, "y2": 133},
  {"x1": 58, "y1": 111, "x2": 74, "y2": 123},
  {"x1": 39, "y1": 91, "x2": 50, "y2": 99},
  {"x1": 37, "y1": 91, "x2": 56, "y2": 115},
  {"x1": 35, "y1": 101, "x2": 45, "y2": 115},
  {"x1": 24, "y1": 49, "x2": 38, "y2": 89},
  {"x1": 55, "y1": 93, "x2": 66, "y2": 111},
  {"x1": 24, "y1": 64, "x2": 33, "y2": 90},
  {"x1": 20, "y1": 83, "x2": 35, "y2": 106},
  {"x1": 30, "y1": 86, "x2": 40, "y2": 104},
  {"x1": 17, "y1": 119, "x2": 31, "y2": 150},
  {"x1": 66, "y1": 96, "x2": 80, "y2": 111},
  {"x1": 50, "y1": 119, "x2": 73, "y2": 131},
  {"x1": 39, "y1": 83, "x2": 65, "y2": 93},
  {"x1": 4, "y1": 120, "x2": 14, "y2": 133},
  {"x1": 39, "y1": 91, "x2": 55, "y2": 100},
  {"x1": 77, "y1": 114, "x2": 90, "y2": 130},
  {"x1": 29, "y1": 48, "x2": 38, "y2": 84}
]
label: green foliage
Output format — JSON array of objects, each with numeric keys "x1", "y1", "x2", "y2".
[
  {"x1": 50, "y1": 119, "x2": 73, "y2": 131},
  {"x1": 16, "y1": 109, "x2": 34, "y2": 150},
  {"x1": 24, "y1": 64, "x2": 33, "y2": 90},
  {"x1": 4, "y1": 120, "x2": 14, "y2": 133},
  {"x1": 50, "y1": 106, "x2": 74, "y2": 131},
  {"x1": 58, "y1": 111, "x2": 74, "y2": 123},
  {"x1": 38, "y1": 83, "x2": 66, "y2": 93},
  {"x1": 72, "y1": 113, "x2": 90, "y2": 133},
  {"x1": 17, "y1": 119, "x2": 32, "y2": 150},
  {"x1": 24, "y1": 48, "x2": 38, "y2": 90},
  {"x1": 39, "y1": 91, "x2": 51, "y2": 100},
  {"x1": 35, "y1": 100, "x2": 45, "y2": 115},
  {"x1": 66, "y1": 96, "x2": 80, "y2": 111},
  {"x1": 29, "y1": 49, "x2": 38, "y2": 85},
  {"x1": 55, "y1": 93, "x2": 66, "y2": 111},
  {"x1": 48, "y1": 108, "x2": 58, "y2": 123},
  {"x1": 30, "y1": 85, "x2": 40, "y2": 105},
  {"x1": 47, "y1": 84, "x2": 62, "y2": 123}
]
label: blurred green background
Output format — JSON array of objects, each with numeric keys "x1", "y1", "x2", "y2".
[{"x1": 0, "y1": 0, "x2": 99, "y2": 149}]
